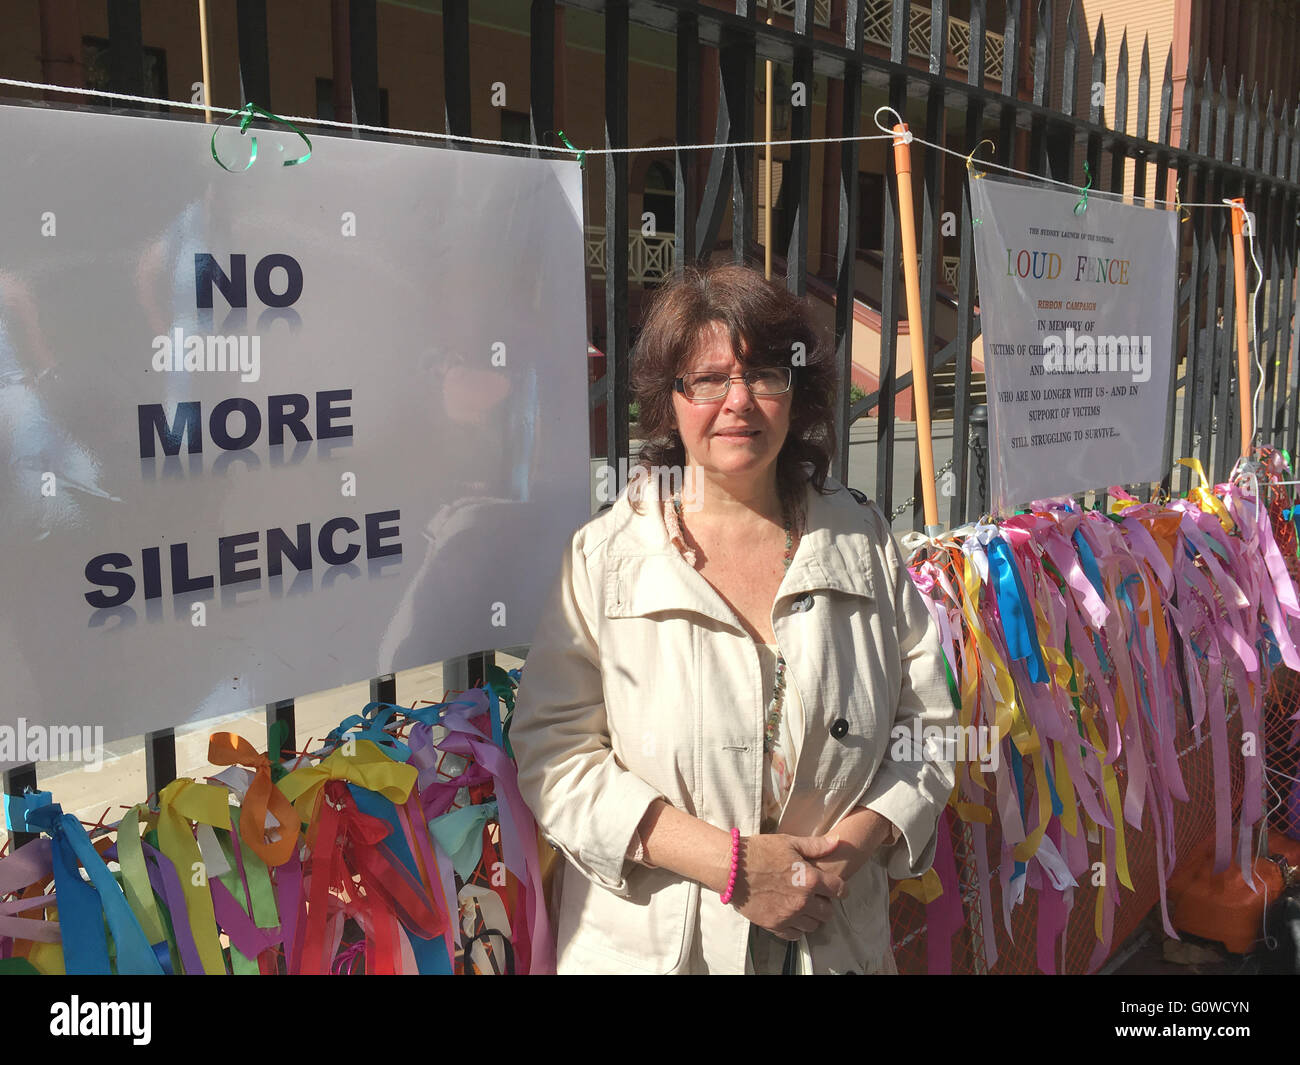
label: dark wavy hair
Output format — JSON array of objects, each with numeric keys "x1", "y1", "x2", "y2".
[{"x1": 630, "y1": 263, "x2": 838, "y2": 512}]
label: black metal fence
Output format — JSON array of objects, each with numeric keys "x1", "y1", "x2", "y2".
[{"x1": 4, "y1": 0, "x2": 1299, "y2": 848}]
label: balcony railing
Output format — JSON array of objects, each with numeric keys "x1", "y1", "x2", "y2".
[
  {"x1": 757, "y1": 0, "x2": 833, "y2": 28},
  {"x1": 586, "y1": 227, "x2": 676, "y2": 285},
  {"x1": 864, "y1": 0, "x2": 1004, "y2": 83}
]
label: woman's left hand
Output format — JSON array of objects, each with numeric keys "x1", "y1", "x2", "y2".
[{"x1": 810, "y1": 808, "x2": 897, "y2": 884}]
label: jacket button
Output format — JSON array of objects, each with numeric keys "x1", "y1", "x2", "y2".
[
  {"x1": 831, "y1": 718, "x2": 849, "y2": 739},
  {"x1": 791, "y1": 593, "x2": 813, "y2": 613}
]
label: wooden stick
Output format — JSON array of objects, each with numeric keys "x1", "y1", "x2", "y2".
[
  {"x1": 1229, "y1": 198, "x2": 1253, "y2": 458},
  {"x1": 764, "y1": 17, "x2": 773, "y2": 281},
  {"x1": 199, "y1": 0, "x2": 213, "y2": 124},
  {"x1": 892, "y1": 123, "x2": 940, "y2": 534}
]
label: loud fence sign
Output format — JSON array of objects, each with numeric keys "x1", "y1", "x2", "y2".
[
  {"x1": 968, "y1": 174, "x2": 1179, "y2": 513},
  {"x1": 0, "y1": 104, "x2": 588, "y2": 755}
]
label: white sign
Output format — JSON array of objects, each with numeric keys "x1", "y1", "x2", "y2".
[
  {"x1": 968, "y1": 175, "x2": 1178, "y2": 512},
  {"x1": 0, "y1": 104, "x2": 589, "y2": 759}
]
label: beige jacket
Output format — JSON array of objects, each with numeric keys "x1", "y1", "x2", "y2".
[{"x1": 509, "y1": 467, "x2": 957, "y2": 974}]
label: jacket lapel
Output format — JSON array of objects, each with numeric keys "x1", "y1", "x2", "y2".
[{"x1": 601, "y1": 466, "x2": 875, "y2": 629}]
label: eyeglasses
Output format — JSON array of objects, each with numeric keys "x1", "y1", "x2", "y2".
[{"x1": 673, "y1": 367, "x2": 793, "y2": 402}]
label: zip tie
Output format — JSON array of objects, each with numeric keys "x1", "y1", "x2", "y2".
[
  {"x1": 210, "y1": 101, "x2": 312, "y2": 171},
  {"x1": 1073, "y1": 161, "x2": 1092, "y2": 215},
  {"x1": 965, "y1": 138, "x2": 995, "y2": 179},
  {"x1": 556, "y1": 129, "x2": 584, "y2": 168}
]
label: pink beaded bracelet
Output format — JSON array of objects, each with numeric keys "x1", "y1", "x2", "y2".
[{"x1": 719, "y1": 827, "x2": 741, "y2": 905}]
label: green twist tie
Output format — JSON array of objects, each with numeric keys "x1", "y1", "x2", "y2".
[
  {"x1": 211, "y1": 102, "x2": 312, "y2": 172},
  {"x1": 1073, "y1": 161, "x2": 1091, "y2": 215},
  {"x1": 556, "y1": 129, "x2": 585, "y2": 168}
]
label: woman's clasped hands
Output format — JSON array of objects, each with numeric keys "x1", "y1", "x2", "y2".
[{"x1": 729, "y1": 833, "x2": 850, "y2": 941}]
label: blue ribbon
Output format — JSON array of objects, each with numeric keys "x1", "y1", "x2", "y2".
[
  {"x1": 1115, "y1": 574, "x2": 1156, "y2": 728},
  {"x1": 1042, "y1": 747, "x2": 1065, "y2": 818},
  {"x1": 485, "y1": 685, "x2": 504, "y2": 750},
  {"x1": 988, "y1": 536, "x2": 1048, "y2": 683},
  {"x1": 1261, "y1": 621, "x2": 1283, "y2": 668},
  {"x1": 4, "y1": 789, "x2": 50, "y2": 832},
  {"x1": 1009, "y1": 745, "x2": 1027, "y2": 880},
  {"x1": 1071, "y1": 528, "x2": 1106, "y2": 600},
  {"x1": 24, "y1": 798, "x2": 163, "y2": 974},
  {"x1": 428, "y1": 801, "x2": 499, "y2": 882},
  {"x1": 328, "y1": 702, "x2": 411, "y2": 762}
]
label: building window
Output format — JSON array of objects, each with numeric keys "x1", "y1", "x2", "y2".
[
  {"x1": 316, "y1": 77, "x2": 389, "y2": 125},
  {"x1": 82, "y1": 36, "x2": 168, "y2": 112},
  {"x1": 501, "y1": 109, "x2": 532, "y2": 144},
  {"x1": 643, "y1": 160, "x2": 676, "y2": 238}
]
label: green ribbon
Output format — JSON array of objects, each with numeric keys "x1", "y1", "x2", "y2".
[
  {"x1": 211, "y1": 102, "x2": 312, "y2": 172},
  {"x1": 267, "y1": 719, "x2": 289, "y2": 784},
  {"x1": 117, "y1": 805, "x2": 168, "y2": 951},
  {"x1": 215, "y1": 810, "x2": 281, "y2": 975},
  {"x1": 941, "y1": 654, "x2": 960, "y2": 712},
  {"x1": 488, "y1": 664, "x2": 518, "y2": 758},
  {"x1": 1073, "y1": 161, "x2": 1091, "y2": 215},
  {"x1": 556, "y1": 129, "x2": 585, "y2": 168}
]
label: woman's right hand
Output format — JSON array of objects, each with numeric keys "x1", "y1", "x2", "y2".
[{"x1": 730, "y1": 834, "x2": 847, "y2": 940}]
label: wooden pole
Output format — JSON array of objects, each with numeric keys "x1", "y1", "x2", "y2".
[
  {"x1": 892, "y1": 123, "x2": 940, "y2": 534},
  {"x1": 198, "y1": 0, "x2": 213, "y2": 123},
  {"x1": 1229, "y1": 198, "x2": 1253, "y2": 458},
  {"x1": 764, "y1": 17, "x2": 773, "y2": 281}
]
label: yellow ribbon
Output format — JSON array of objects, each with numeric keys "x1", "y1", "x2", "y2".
[
  {"x1": 156, "y1": 778, "x2": 236, "y2": 975},
  {"x1": 1012, "y1": 751, "x2": 1055, "y2": 863},
  {"x1": 278, "y1": 739, "x2": 417, "y2": 822},
  {"x1": 890, "y1": 867, "x2": 944, "y2": 905},
  {"x1": 1083, "y1": 715, "x2": 1132, "y2": 890},
  {"x1": 26, "y1": 939, "x2": 63, "y2": 975},
  {"x1": 1178, "y1": 457, "x2": 1235, "y2": 532},
  {"x1": 1052, "y1": 740, "x2": 1079, "y2": 837}
]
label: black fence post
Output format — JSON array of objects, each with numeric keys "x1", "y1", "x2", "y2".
[
  {"x1": 2, "y1": 764, "x2": 39, "y2": 851},
  {"x1": 967, "y1": 403, "x2": 989, "y2": 518}
]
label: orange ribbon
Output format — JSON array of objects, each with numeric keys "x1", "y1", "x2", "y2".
[{"x1": 208, "y1": 732, "x2": 301, "y2": 867}]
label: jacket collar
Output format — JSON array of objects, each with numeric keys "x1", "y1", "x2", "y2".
[{"x1": 601, "y1": 464, "x2": 876, "y2": 625}]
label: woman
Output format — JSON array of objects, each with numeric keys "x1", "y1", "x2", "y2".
[{"x1": 510, "y1": 264, "x2": 957, "y2": 974}]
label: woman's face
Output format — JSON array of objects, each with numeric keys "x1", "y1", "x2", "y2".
[{"x1": 670, "y1": 321, "x2": 792, "y2": 483}]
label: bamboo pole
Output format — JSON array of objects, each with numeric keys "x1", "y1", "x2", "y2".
[
  {"x1": 198, "y1": 0, "x2": 213, "y2": 124},
  {"x1": 891, "y1": 123, "x2": 940, "y2": 535},
  {"x1": 764, "y1": 17, "x2": 773, "y2": 281},
  {"x1": 1229, "y1": 198, "x2": 1253, "y2": 458}
]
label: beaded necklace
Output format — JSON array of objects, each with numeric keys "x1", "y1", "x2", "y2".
[{"x1": 671, "y1": 490, "x2": 797, "y2": 754}]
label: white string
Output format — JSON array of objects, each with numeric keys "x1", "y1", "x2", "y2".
[
  {"x1": 0, "y1": 76, "x2": 895, "y2": 156},
  {"x1": 0, "y1": 75, "x2": 1263, "y2": 193},
  {"x1": 870, "y1": 105, "x2": 1243, "y2": 213}
]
